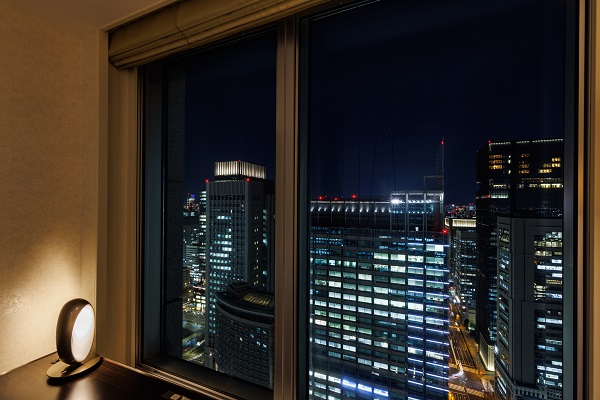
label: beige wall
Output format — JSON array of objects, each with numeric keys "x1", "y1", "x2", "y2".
[{"x1": 0, "y1": 0, "x2": 101, "y2": 373}]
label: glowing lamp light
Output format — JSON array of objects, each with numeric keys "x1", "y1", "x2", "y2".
[
  {"x1": 47, "y1": 298, "x2": 102, "y2": 379},
  {"x1": 391, "y1": 198, "x2": 401, "y2": 205}
]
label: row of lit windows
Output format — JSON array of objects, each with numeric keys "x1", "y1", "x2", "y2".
[
  {"x1": 516, "y1": 182, "x2": 564, "y2": 189},
  {"x1": 309, "y1": 372, "x2": 391, "y2": 398},
  {"x1": 316, "y1": 277, "x2": 445, "y2": 293},
  {"x1": 315, "y1": 262, "x2": 446, "y2": 275},
  {"x1": 542, "y1": 162, "x2": 561, "y2": 168}
]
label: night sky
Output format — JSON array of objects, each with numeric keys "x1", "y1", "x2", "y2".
[
  {"x1": 183, "y1": 34, "x2": 277, "y2": 190},
  {"x1": 183, "y1": 0, "x2": 566, "y2": 206}
]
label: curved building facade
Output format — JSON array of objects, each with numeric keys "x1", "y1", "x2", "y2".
[{"x1": 214, "y1": 283, "x2": 274, "y2": 388}]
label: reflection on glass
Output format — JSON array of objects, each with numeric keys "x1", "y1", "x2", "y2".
[
  {"x1": 180, "y1": 33, "x2": 276, "y2": 389},
  {"x1": 304, "y1": 1, "x2": 567, "y2": 399}
]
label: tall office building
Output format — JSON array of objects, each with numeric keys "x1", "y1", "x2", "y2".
[
  {"x1": 308, "y1": 191, "x2": 449, "y2": 400},
  {"x1": 195, "y1": 191, "x2": 208, "y2": 314},
  {"x1": 445, "y1": 203, "x2": 476, "y2": 219},
  {"x1": 475, "y1": 139, "x2": 563, "y2": 371},
  {"x1": 214, "y1": 282, "x2": 274, "y2": 388},
  {"x1": 204, "y1": 161, "x2": 275, "y2": 369},
  {"x1": 183, "y1": 192, "x2": 206, "y2": 287},
  {"x1": 182, "y1": 193, "x2": 206, "y2": 363},
  {"x1": 445, "y1": 217, "x2": 477, "y2": 325},
  {"x1": 495, "y1": 218, "x2": 563, "y2": 400}
]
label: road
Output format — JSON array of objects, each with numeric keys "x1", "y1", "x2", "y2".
[
  {"x1": 450, "y1": 326, "x2": 477, "y2": 369},
  {"x1": 182, "y1": 310, "x2": 206, "y2": 364},
  {"x1": 449, "y1": 301, "x2": 492, "y2": 399}
]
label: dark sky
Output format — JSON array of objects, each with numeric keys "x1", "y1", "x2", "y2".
[
  {"x1": 184, "y1": 34, "x2": 277, "y2": 192},
  {"x1": 183, "y1": 0, "x2": 566, "y2": 205}
]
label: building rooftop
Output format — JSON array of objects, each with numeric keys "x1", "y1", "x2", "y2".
[{"x1": 215, "y1": 283, "x2": 274, "y2": 323}]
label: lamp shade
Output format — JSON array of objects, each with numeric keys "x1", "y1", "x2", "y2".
[
  {"x1": 56, "y1": 298, "x2": 95, "y2": 364},
  {"x1": 47, "y1": 298, "x2": 101, "y2": 378}
]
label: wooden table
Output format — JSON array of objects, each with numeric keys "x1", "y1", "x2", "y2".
[{"x1": 0, "y1": 353, "x2": 212, "y2": 400}]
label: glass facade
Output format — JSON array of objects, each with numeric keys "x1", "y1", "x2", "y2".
[
  {"x1": 495, "y1": 218, "x2": 563, "y2": 400},
  {"x1": 476, "y1": 139, "x2": 564, "y2": 373},
  {"x1": 309, "y1": 194, "x2": 449, "y2": 399},
  {"x1": 204, "y1": 166, "x2": 275, "y2": 372},
  {"x1": 446, "y1": 218, "x2": 477, "y2": 325}
]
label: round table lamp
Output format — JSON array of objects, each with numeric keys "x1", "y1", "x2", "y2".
[{"x1": 47, "y1": 298, "x2": 102, "y2": 378}]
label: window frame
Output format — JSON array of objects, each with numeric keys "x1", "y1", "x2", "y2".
[
  {"x1": 296, "y1": 1, "x2": 581, "y2": 399},
  {"x1": 123, "y1": 1, "x2": 592, "y2": 399},
  {"x1": 139, "y1": 27, "x2": 281, "y2": 400}
]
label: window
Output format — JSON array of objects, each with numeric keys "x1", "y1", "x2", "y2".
[
  {"x1": 139, "y1": 0, "x2": 580, "y2": 399},
  {"x1": 142, "y1": 30, "x2": 277, "y2": 399},
  {"x1": 302, "y1": 1, "x2": 575, "y2": 399}
]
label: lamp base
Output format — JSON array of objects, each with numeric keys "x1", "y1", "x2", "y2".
[{"x1": 46, "y1": 356, "x2": 102, "y2": 379}]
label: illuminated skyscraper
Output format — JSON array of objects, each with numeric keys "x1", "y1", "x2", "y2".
[
  {"x1": 495, "y1": 218, "x2": 563, "y2": 400},
  {"x1": 445, "y1": 217, "x2": 477, "y2": 325},
  {"x1": 204, "y1": 161, "x2": 274, "y2": 369},
  {"x1": 182, "y1": 193, "x2": 206, "y2": 363},
  {"x1": 476, "y1": 139, "x2": 564, "y2": 393},
  {"x1": 308, "y1": 191, "x2": 449, "y2": 400},
  {"x1": 475, "y1": 139, "x2": 563, "y2": 371},
  {"x1": 183, "y1": 192, "x2": 205, "y2": 286}
]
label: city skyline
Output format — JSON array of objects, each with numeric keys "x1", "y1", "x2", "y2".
[
  {"x1": 183, "y1": 0, "x2": 566, "y2": 206},
  {"x1": 180, "y1": 136, "x2": 566, "y2": 399},
  {"x1": 184, "y1": 135, "x2": 564, "y2": 207}
]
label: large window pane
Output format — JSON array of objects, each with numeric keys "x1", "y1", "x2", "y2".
[
  {"x1": 142, "y1": 31, "x2": 276, "y2": 398},
  {"x1": 302, "y1": 1, "x2": 572, "y2": 400}
]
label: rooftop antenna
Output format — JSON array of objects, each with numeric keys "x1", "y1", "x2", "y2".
[{"x1": 423, "y1": 138, "x2": 445, "y2": 191}]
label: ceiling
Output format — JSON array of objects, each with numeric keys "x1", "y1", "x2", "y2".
[{"x1": 3, "y1": 0, "x2": 178, "y2": 36}]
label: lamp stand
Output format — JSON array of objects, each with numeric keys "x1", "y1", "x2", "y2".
[{"x1": 46, "y1": 355, "x2": 102, "y2": 379}]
